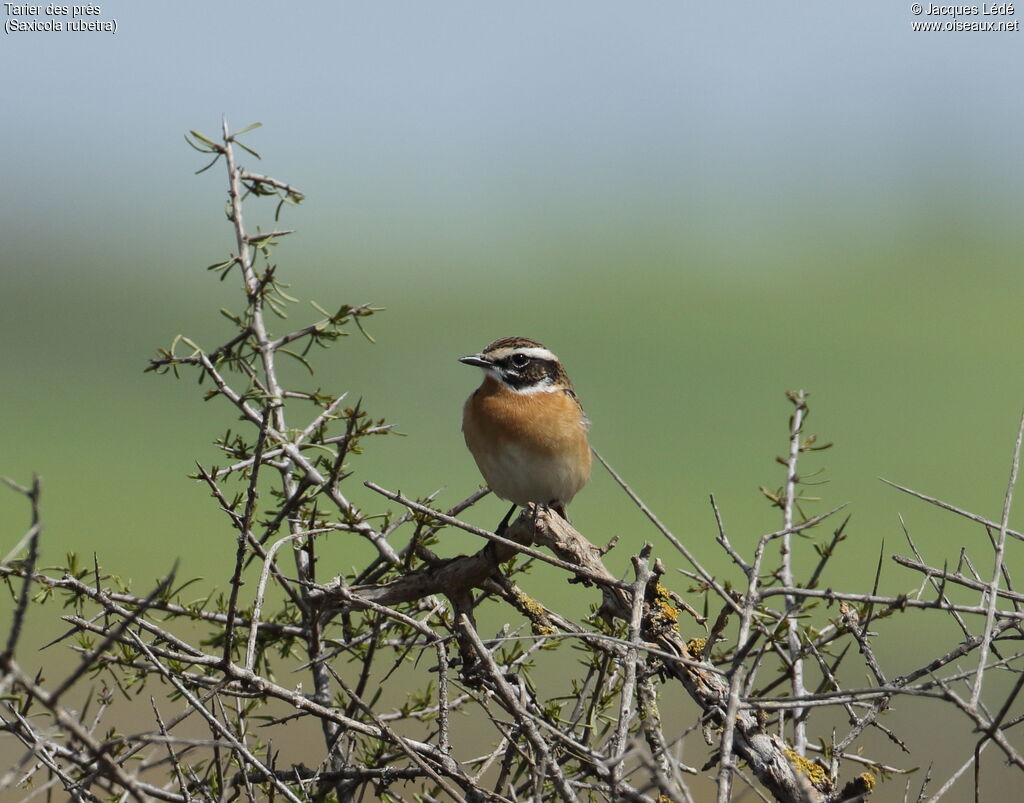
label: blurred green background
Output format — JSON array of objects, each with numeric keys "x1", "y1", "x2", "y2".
[{"x1": 3, "y1": 1, "x2": 1023, "y2": 798}]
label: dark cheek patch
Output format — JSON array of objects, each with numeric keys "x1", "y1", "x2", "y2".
[
  {"x1": 502, "y1": 372, "x2": 531, "y2": 390},
  {"x1": 496, "y1": 358, "x2": 555, "y2": 390}
]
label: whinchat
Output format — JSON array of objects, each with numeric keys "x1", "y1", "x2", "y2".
[{"x1": 460, "y1": 337, "x2": 592, "y2": 530}]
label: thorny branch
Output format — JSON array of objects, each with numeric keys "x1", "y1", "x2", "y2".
[{"x1": 3, "y1": 123, "x2": 1023, "y2": 803}]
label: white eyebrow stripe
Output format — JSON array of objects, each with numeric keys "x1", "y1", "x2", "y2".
[{"x1": 488, "y1": 347, "x2": 558, "y2": 362}]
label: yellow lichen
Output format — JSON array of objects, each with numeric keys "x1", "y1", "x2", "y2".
[
  {"x1": 515, "y1": 591, "x2": 557, "y2": 636},
  {"x1": 517, "y1": 592, "x2": 543, "y2": 617},
  {"x1": 784, "y1": 749, "x2": 828, "y2": 789},
  {"x1": 686, "y1": 637, "x2": 707, "y2": 655},
  {"x1": 858, "y1": 772, "x2": 875, "y2": 791},
  {"x1": 650, "y1": 583, "x2": 679, "y2": 627}
]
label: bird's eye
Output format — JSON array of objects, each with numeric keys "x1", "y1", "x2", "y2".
[{"x1": 510, "y1": 353, "x2": 530, "y2": 369}]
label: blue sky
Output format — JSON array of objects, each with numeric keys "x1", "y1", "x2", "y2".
[{"x1": 4, "y1": 1, "x2": 1022, "y2": 281}]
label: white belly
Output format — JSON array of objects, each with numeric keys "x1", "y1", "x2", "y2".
[{"x1": 474, "y1": 441, "x2": 588, "y2": 508}]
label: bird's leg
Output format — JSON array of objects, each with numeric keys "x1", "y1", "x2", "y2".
[
  {"x1": 495, "y1": 503, "x2": 518, "y2": 536},
  {"x1": 485, "y1": 504, "x2": 519, "y2": 570},
  {"x1": 550, "y1": 502, "x2": 568, "y2": 521}
]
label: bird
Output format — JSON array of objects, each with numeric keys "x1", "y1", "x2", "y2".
[{"x1": 460, "y1": 336, "x2": 592, "y2": 533}]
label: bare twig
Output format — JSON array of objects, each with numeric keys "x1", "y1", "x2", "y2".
[{"x1": 970, "y1": 410, "x2": 1024, "y2": 707}]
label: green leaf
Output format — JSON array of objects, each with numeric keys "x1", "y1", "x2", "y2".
[
  {"x1": 188, "y1": 129, "x2": 218, "y2": 148},
  {"x1": 235, "y1": 140, "x2": 262, "y2": 160},
  {"x1": 193, "y1": 154, "x2": 221, "y2": 175}
]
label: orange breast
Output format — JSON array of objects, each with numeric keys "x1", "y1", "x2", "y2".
[
  {"x1": 464, "y1": 377, "x2": 589, "y2": 455},
  {"x1": 462, "y1": 377, "x2": 592, "y2": 507}
]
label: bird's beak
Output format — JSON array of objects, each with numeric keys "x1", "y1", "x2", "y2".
[{"x1": 459, "y1": 354, "x2": 492, "y2": 368}]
